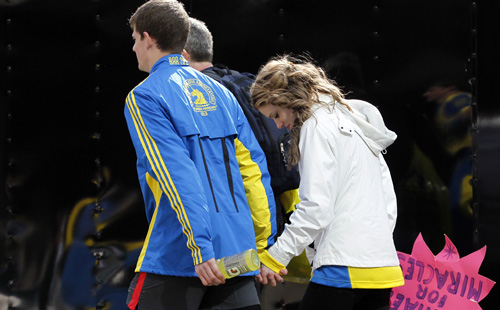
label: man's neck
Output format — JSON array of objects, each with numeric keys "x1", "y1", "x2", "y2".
[
  {"x1": 146, "y1": 50, "x2": 172, "y2": 73},
  {"x1": 189, "y1": 61, "x2": 213, "y2": 72}
]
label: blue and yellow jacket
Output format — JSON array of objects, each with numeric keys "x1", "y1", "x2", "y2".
[{"x1": 124, "y1": 54, "x2": 276, "y2": 276}]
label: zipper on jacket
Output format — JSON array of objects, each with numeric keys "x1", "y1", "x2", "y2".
[
  {"x1": 221, "y1": 137, "x2": 239, "y2": 212},
  {"x1": 198, "y1": 138, "x2": 219, "y2": 212},
  {"x1": 279, "y1": 132, "x2": 290, "y2": 169}
]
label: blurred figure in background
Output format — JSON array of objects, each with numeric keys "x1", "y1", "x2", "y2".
[{"x1": 423, "y1": 78, "x2": 473, "y2": 253}]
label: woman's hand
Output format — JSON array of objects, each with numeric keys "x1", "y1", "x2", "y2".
[{"x1": 255, "y1": 263, "x2": 288, "y2": 287}]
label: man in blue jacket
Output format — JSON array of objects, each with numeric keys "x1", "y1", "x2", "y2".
[{"x1": 124, "y1": 1, "x2": 277, "y2": 309}]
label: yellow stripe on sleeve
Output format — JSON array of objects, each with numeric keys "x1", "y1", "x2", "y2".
[
  {"x1": 126, "y1": 90, "x2": 202, "y2": 264},
  {"x1": 135, "y1": 172, "x2": 162, "y2": 271},
  {"x1": 234, "y1": 138, "x2": 271, "y2": 253}
]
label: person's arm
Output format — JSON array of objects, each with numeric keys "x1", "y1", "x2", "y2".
[
  {"x1": 125, "y1": 88, "x2": 224, "y2": 284},
  {"x1": 264, "y1": 117, "x2": 338, "y2": 272},
  {"x1": 232, "y1": 99, "x2": 277, "y2": 257}
]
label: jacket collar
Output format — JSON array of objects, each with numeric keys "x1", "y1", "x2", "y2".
[{"x1": 151, "y1": 54, "x2": 189, "y2": 73}]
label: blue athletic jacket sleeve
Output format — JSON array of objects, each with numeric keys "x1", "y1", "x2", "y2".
[{"x1": 125, "y1": 84, "x2": 214, "y2": 268}]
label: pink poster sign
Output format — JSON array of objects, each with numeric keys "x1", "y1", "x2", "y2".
[{"x1": 390, "y1": 233, "x2": 495, "y2": 310}]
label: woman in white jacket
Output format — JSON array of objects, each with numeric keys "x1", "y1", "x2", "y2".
[{"x1": 251, "y1": 55, "x2": 404, "y2": 310}]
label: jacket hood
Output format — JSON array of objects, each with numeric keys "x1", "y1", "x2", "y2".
[{"x1": 318, "y1": 94, "x2": 397, "y2": 155}]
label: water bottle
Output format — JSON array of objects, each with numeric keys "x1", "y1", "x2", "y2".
[{"x1": 216, "y1": 248, "x2": 260, "y2": 279}]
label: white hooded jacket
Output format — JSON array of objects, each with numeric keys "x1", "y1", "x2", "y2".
[{"x1": 268, "y1": 94, "x2": 400, "y2": 271}]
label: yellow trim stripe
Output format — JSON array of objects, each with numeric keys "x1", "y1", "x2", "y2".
[
  {"x1": 126, "y1": 89, "x2": 202, "y2": 264},
  {"x1": 135, "y1": 173, "x2": 162, "y2": 271},
  {"x1": 348, "y1": 266, "x2": 405, "y2": 289},
  {"x1": 234, "y1": 138, "x2": 271, "y2": 253},
  {"x1": 126, "y1": 92, "x2": 200, "y2": 264}
]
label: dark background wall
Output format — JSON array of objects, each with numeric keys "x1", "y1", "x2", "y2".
[{"x1": 1, "y1": 0, "x2": 498, "y2": 309}]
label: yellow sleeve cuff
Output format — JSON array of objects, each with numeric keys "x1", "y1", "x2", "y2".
[
  {"x1": 279, "y1": 189, "x2": 300, "y2": 214},
  {"x1": 259, "y1": 250, "x2": 286, "y2": 274}
]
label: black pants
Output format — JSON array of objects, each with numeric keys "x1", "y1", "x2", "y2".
[
  {"x1": 127, "y1": 273, "x2": 260, "y2": 310},
  {"x1": 299, "y1": 282, "x2": 391, "y2": 310}
]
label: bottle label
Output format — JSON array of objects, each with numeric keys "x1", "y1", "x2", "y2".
[
  {"x1": 223, "y1": 254, "x2": 250, "y2": 277},
  {"x1": 217, "y1": 249, "x2": 260, "y2": 278}
]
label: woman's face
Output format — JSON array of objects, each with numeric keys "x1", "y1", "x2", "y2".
[{"x1": 258, "y1": 104, "x2": 297, "y2": 130}]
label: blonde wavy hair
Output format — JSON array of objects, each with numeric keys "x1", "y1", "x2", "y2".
[{"x1": 250, "y1": 54, "x2": 351, "y2": 167}]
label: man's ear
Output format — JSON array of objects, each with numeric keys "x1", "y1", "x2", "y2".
[
  {"x1": 142, "y1": 32, "x2": 155, "y2": 49},
  {"x1": 181, "y1": 49, "x2": 190, "y2": 60}
]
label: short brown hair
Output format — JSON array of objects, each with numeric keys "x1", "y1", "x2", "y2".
[{"x1": 129, "y1": 0, "x2": 190, "y2": 53}]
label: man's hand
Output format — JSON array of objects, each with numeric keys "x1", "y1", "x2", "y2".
[
  {"x1": 195, "y1": 258, "x2": 226, "y2": 286},
  {"x1": 255, "y1": 263, "x2": 287, "y2": 287}
]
